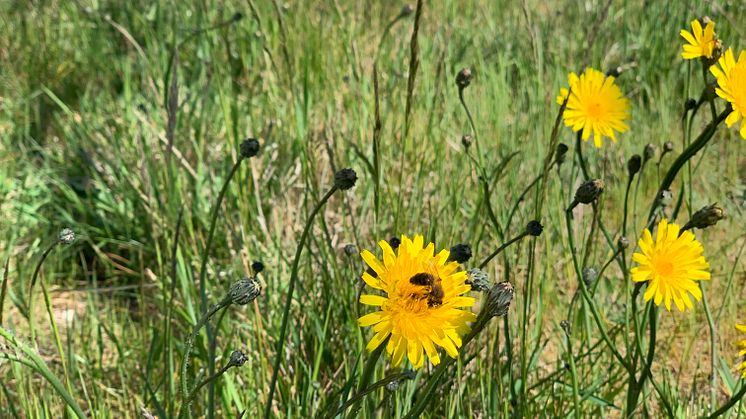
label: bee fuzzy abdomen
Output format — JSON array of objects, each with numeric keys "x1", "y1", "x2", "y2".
[{"x1": 409, "y1": 272, "x2": 435, "y2": 286}]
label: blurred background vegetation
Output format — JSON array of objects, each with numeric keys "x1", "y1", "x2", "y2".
[{"x1": 0, "y1": 0, "x2": 745, "y2": 417}]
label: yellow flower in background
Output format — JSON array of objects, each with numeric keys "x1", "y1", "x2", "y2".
[
  {"x1": 556, "y1": 68, "x2": 630, "y2": 148},
  {"x1": 680, "y1": 19, "x2": 717, "y2": 60},
  {"x1": 631, "y1": 219, "x2": 710, "y2": 312},
  {"x1": 710, "y1": 48, "x2": 746, "y2": 140},
  {"x1": 735, "y1": 322, "x2": 746, "y2": 378},
  {"x1": 358, "y1": 235, "x2": 476, "y2": 369}
]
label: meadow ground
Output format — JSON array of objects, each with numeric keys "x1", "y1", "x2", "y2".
[{"x1": 1, "y1": 0, "x2": 745, "y2": 417}]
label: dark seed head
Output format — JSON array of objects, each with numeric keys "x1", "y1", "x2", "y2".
[
  {"x1": 456, "y1": 68, "x2": 472, "y2": 89},
  {"x1": 448, "y1": 243, "x2": 472, "y2": 264},
  {"x1": 574, "y1": 179, "x2": 605, "y2": 205},
  {"x1": 627, "y1": 154, "x2": 642, "y2": 178},
  {"x1": 525, "y1": 220, "x2": 543, "y2": 237},
  {"x1": 334, "y1": 168, "x2": 357, "y2": 190},
  {"x1": 240, "y1": 138, "x2": 260, "y2": 158}
]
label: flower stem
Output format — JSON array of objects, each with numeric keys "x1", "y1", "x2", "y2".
[
  {"x1": 478, "y1": 231, "x2": 528, "y2": 269},
  {"x1": 344, "y1": 336, "x2": 389, "y2": 417},
  {"x1": 264, "y1": 186, "x2": 339, "y2": 419}
]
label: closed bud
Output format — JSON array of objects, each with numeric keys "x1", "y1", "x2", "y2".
[
  {"x1": 461, "y1": 134, "x2": 473, "y2": 148},
  {"x1": 627, "y1": 155, "x2": 642, "y2": 178},
  {"x1": 228, "y1": 277, "x2": 261, "y2": 305},
  {"x1": 229, "y1": 350, "x2": 248, "y2": 367},
  {"x1": 684, "y1": 203, "x2": 725, "y2": 231},
  {"x1": 334, "y1": 168, "x2": 357, "y2": 190},
  {"x1": 560, "y1": 320, "x2": 571, "y2": 336},
  {"x1": 58, "y1": 228, "x2": 76, "y2": 245},
  {"x1": 240, "y1": 138, "x2": 260, "y2": 158},
  {"x1": 684, "y1": 98, "x2": 697, "y2": 111},
  {"x1": 448, "y1": 243, "x2": 472, "y2": 264},
  {"x1": 456, "y1": 68, "x2": 472, "y2": 89},
  {"x1": 555, "y1": 143, "x2": 569, "y2": 165},
  {"x1": 251, "y1": 261, "x2": 264, "y2": 274},
  {"x1": 617, "y1": 236, "x2": 629, "y2": 250},
  {"x1": 659, "y1": 189, "x2": 673, "y2": 207},
  {"x1": 582, "y1": 266, "x2": 598, "y2": 288},
  {"x1": 344, "y1": 244, "x2": 357, "y2": 256},
  {"x1": 606, "y1": 66, "x2": 622, "y2": 78},
  {"x1": 388, "y1": 236, "x2": 401, "y2": 250},
  {"x1": 525, "y1": 220, "x2": 543, "y2": 237},
  {"x1": 466, "y1": 268, "x2": 490, "y2": 292},
  {"x1": 484, "y1": 282, "x2": 514, "y2": 318},
  {"x1": 232, "y1": 12, "x2": 244, "y2": 22},
  {"x1": 399, "y1": 4, "x2": 414, "y2": 17},
  {"x1": 574, "y1": 179, "x2": 605, "y2": 205},
  {"x1": 663, "y1": 141, "x2": 674, "y2": 153},
  {"x1": 643, "y1": 144, "x2": 656, "y2": 163}
]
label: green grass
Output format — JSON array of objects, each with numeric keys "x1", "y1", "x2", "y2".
[{"x1": 1, "y1": 0, "x2": 745, "y2": 417}]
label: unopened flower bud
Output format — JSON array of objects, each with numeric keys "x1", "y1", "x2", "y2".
[
  {"x1": 232, "y1": 12, "x2": 244, "y2": 22},
  {"x1": 344, "y1": 244, "x2": 357, "y2": 256},
  {"x1": 456, "y1": 68, "x2": 472, "y2": 89},
  {"x1": 386, "y1": 381, "x2": 399, "y2": 392},
  {"x1": 560, "y1": 320, "x2": 571, "y2": 336},
  {"x1": 582, "y1": 266, "x2": 598, "y2": 288},
  {"x1": 484, "y1": 282, "x2": 513, "y2": 318},
  {"x1": 467, "y1": 268, "x2": 490, "y2": 292},
  {"x1": 663, "y1": 141, "x2": 674, "y2": 153},
  {"x1": 617, "y1": 236, "x2": 629, "y2": 250},
  {"x1": 659, "y1": 189, "x2": 673, "y2": 207},
  {"x1": 399, "y1": 4, "x2": 414, "y2": 17},
  {"x1": 627, "y1": 155, "x2": 642, "y2": 178},
  {"x1": 525, "y1": 220, "x2": 543, "y2": 237},
  {"x1": 684, "y1": 98, "x2": 697, "y2": 111},
  {"x1": 448, "y1": 244, "x2": 472, "y2": 264},
  {"x1": 228, "y1": 277, "x2": 261, "y2": 305},
  {"x1": 643, "y1": 144, "x2": 656, "y2": 163},
  {"x1": 229, "y1": 350, "x2": 248, "y2": 367},
  {"x1": 251, "y1": 261, "x2": 264, "y2": 274},
  {"x1": 240, "y1": 138, "x2": 260, "y2": 158},
  {"x1": 555, "y1": 143, "x2": 569, "y2": 165},
  {"x1": 461, "y1": 134, "x2": 473, "y2": 148},
  {"x1": 683, "y1": 203, "x2": 725, "y2": 231},
  {"x1": 58, "y1": 228, "x2": 75, "y2": 245},
  {"x1": 334, "y1": 168, "x2": 357, "y2": 190},
  {"x1": 606, "y1": 67, "x2": 621, "y2": 78},
  {"x1": 574, "y1": 179, "x2": 605, "y2": 205},
  {"x1": 388, "y1": 236, "x2": 401, "y2": 250}
]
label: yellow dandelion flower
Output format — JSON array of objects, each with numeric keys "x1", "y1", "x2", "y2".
[
  {"x1": 630, "y1": 219, "x2": 710, "y2": 312},
  {"x1": 357, "y1": 235, "x2": 476, "y2": 369},
  {"x1": 556, "y1": 68, "x2": 631, "y2": 148},
  {"x1": 734, "y1": 322, "x2": 746, "y2": 378},
  {"x1": 710, "y1": 48, "x2": 746, "y2": 140},
  {"x1": 680, "y1": 19, "x2": 717, "y2": 60}
]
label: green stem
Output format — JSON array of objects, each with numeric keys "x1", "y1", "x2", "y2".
[
  {"x1": 264, "y1": 186, "x2": 339, "y2": 419},
  {"x1": 0, "y1": 326, "x2": 87, "y2": 418},
  {"x1": 705, "y1": 380, "x2": 746, "y2": 419},
  {"x1": 27, "y1": 240, "x2": 59, "y2": 343},
  {"x1": 478, "y1": 232, "x2": 529, "y2": 269},
  {"x1": 344, "y1": 336, "x2": 389, "y2": 417}
]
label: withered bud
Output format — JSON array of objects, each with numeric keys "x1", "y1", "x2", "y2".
[
  {"x1": 456, "y1": 68, "x2": 472, "y2": 89},
  {"x1": 643, "y1": 143, "x2": 656, "y2": 163},
  {"x1": 466, "y1": 268, "x2": 490, "y2": 292},
  {"x1": 228, "y1": 277, "x2": 261, "y2": 305},
  {"x1": 683, "y1": 203, "x2": 725, "y2": 231},
  {"x1": 448, "y1": 244, "x2": 472, "y2": 264},
  {"x1": 334, "y1": 168, "x2": 357, "y2": 190},
  {"x1": 525, "y1": 220, "x2": 543, "y2": 237},
  {"x1": 58, "y1": 228, "x2": 76, "y2": 245},
  {"x1": 663, "y1": 141, "x2": 674, "y2": 153},
  {"x1": 484, "y1": 282, "x2": 514, "y2": 318},
  {"x1": 574, "y1": 179, "x2": 605, "y2": 205},
  {"x1": 582, "y1": 266, "x2": 598, "y2": 288},
  {"x1": 684, "y1": 98, "x2": 697, "y2": 111},
  {"x1": 461, "y1": 134, "x2": 473, "y2": 148},
  {"x1": 229, "y1": 350, "x2": 248, "y2": 367},
  {"x1": 659, "y1": 189, "x2": 673, "y2": 207},
  {"x1": 627, "y1": 154, "x2": 642, "y2": 178},
  {"x1": 617, "y1": 236, "x2": 629, "y2": 250},
  {"x1": 555, "y1": 143, "x2": 569, "y2": 165},
  {"x1": 240, "y1": 138, "x2": 260, "y2": 158}
]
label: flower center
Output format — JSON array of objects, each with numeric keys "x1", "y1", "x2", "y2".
[
  {"x1": 587, "y1": 101, "x2": 603, "y2": 118},
  {"x1": 653, "y1": 259, "x2": 674, "y2": 277}
]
